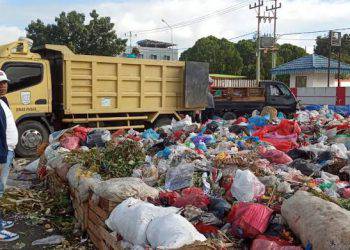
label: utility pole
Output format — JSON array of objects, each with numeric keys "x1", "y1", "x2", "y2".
[
  {"x1": 266, "y1": 0, "x2": 281, "y2": 80},
  {"x1": 250, "y1": 0, "x2": 264, "y2": 83},
  {"x1": 125, "y1": 31, "x2": 137, "y2": 49}
]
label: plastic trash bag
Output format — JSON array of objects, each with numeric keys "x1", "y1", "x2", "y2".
[
  {"x1": 258, "y1": 146, "x2": 293, "y2": 164},
  {"x1": 289, "y1": 159, "x2": 322, "y2": 177},
  {"x1": 86, "y1": 129, "x2": 111, "y2": 148},
  {"x1": 93, "y1": 177, "x2": 159, "y2": 203},
  {"x1": 142, "y1": 129, "x2": 160, "y2": 140},
  {"x1": 146, "y1": 213, "x2": 206, "y2": 249},
  {"x1": 171, "y1": 115, "x2": 192, "y2": 131},
  {"x1": 105, "y1": 198, "x2": 179, "y2": 246},
  {"x1": 231, "y1": 169, "x2": 265, "y2": 202},
  {"x1": 228, "y1": 202, "x2": 273, "y2": 239},
  {"x1": 32, "y1": 235, "x2": 65, "y2": 246},
  {"x1": 173, "y1": 187, "x2": 210, "y2": 209},
  {"x1": 165, "y1": 163, "x2": 194, "y2": 191},
  {"x1": 330, "y1": 143, "x2": 348, "y2": 159},
  {"x1": 60, "y1": 135, "x2": 80, "y2": 150},
  {"x1": 208, "y1": 197, "x2": 231, "y2": 219},
  {"x1": 251, "y1": 235, "x2": 303, "y2": 250},
  {"x1": 24, "y1": 159, "x2": 40, "y2": 173},
  {"x1": 249, "y1": 115, "x2": 270, "y2": 127}
]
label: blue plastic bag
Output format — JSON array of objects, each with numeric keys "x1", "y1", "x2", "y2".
[{"x1": 142, "y1": 129, "x2": 160, "y2": 140}]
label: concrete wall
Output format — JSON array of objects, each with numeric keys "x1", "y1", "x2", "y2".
[
  {"x1": 291, "y1": 87, "x2": 350, "y2": 106},
  {"x1": 290, "y1": 73, "x2": 336, "y2": 88}
]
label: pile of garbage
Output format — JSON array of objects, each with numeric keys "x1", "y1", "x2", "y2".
[{"x1": 37, "y1": 106, "x2": 350, "y2": 249}]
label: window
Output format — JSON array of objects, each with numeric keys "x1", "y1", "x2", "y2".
[
  {"x1": 270, "y1": 85, "x2": 282, "y2": 96},
  {"x1": 150, "y1": 54, "x2": 157, "y2": 60},
  {"x1": 1, "y1": 62, "x2": 43, "y2": 93},
  {"x1": 278, "y1": 84, "x2": 291, "y2": 96},
  {"x1": 295, "y1": 76, "x2": 307, "y2": 87},
  {"x1": 163, "y1": 55, "x2": 170, "y2": 60}
]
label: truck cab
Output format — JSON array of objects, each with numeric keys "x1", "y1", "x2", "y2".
[
  {"x1": 0, "y1": 38, "x2": 52, "y2": 157},
  {"x1": 213, "y1": 80, "x2": 297, "y2": 119}
]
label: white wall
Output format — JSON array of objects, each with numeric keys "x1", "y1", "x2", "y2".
[{"x1": 290, "y1": 73, "x2": 336, "y2": 88}]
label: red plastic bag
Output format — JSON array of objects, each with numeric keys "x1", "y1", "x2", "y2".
[
  {"x1": 251, "y1": 235, "x2": 303, "y2": 250},
  {"x1": 258, "y1": 146, "x2": 293, "y2": 164},
  {"x1": 260, "y1": 137, "x2": 298, "y2": 152},
  {"x1": 228, "y1": 202, "x2": 273, "y2": 239},
  {"x1": 60, "y1": 135, "x2": 80, "y2": 150},
  {"x1": 173, "y1": 187, "x2": 210, "y2": 209},
  {"x1": 235, "y1": 117, "x2": 248, "y2": 124},
  {"x1": 73, "y1": 126, "x2": 91, "y2": 142},
  {"x1": 195, "y1": 222, "x2": 219, "y2": 235},
  {"x1": 275, "y1": 119, "x2": 301, "y2": 136},
  {"x1": 159, "y1": 191, "x2": 180, "y2": 206}
]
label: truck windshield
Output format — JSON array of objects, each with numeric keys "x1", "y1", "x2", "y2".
[{"x1": 1, "y1": 62, "x2": 43, "y2": 93}]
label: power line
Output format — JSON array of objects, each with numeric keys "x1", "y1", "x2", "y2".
[
  {"x1": 279, "y1": 27, "x2": 350, "y2": 37},
  {"x1": 228, "y1": 32, "x2": 256, "y2": 40},
  {"x1": 129, "y1": 0, "x2": 253, "y2": 35}
]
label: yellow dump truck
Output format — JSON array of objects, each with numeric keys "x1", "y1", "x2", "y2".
[{"x1": 0, "y1": 39, "x2": 209, "y2": 157}]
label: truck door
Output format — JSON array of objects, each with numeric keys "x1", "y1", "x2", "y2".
[
  {"x1": 266, "y1": 83, "x2": 297, "y2": 113},
  {"x1": 1, "y1": 61, "x2": 51, "y2": 118}
]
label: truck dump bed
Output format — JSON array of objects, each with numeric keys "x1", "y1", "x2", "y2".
[{"x1": 39, "y1": 44, "x2": 207, "y2": 116}]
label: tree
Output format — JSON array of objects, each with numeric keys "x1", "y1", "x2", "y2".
[
  {"x1": 180, "y1": 36, "x2": 243, "y2": 75},
  {"x1": 315, "y1": 34, "x2": 350, "y2": 64},
  {"x1": 26, "y1": 10, "x2": 127, "y2": 56}
]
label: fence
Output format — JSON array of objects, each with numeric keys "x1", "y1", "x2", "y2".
[{"x1": 291, "y1": 87, "x2": 349, "y2": 106}]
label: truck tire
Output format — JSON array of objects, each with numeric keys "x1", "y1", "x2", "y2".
[
  {"x1": 16, "y1": 120, "x2": 49, "y2": 158},
  {"x1": 154, "y1": 116, "x2": 172, "y2": 128},
  {"x1": 223, "y1": 112, "x2": 237, "y2": 121}
]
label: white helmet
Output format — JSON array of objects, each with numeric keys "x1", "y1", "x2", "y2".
[{"x1": 0, "y1": 70, "x2": 9, "y2": 83}]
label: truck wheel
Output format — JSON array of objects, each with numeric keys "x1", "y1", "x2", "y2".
[
  {"x1": 223, "y1": 112, "x2": 237, "y2": 121},
  {"x1": 154, "y1": 116, "x2": 172, "y2": 128},
  {"x1": 16, "y1": 120, "x2": 49, "y2": 158}
]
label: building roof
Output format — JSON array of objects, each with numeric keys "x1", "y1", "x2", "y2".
[
  {"x1": 271, "y1": 54, "x2": 350, "y2": 75},
  {"x1": 137, "y1": 39, "x2": 175, "y2": 48}
]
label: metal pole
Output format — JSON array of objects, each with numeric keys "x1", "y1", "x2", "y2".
[
  {"x1": 338, "y1": 46, "x2": 341, "y2": 87},
  {"x1": 271, "y1": 0, "x2": 278, "y2": 80},
  {"x1": 256, "y1": 1, "x2": 261, "y2": 83},
  {"x1": 162, "y1": 19, "x2": 174, "y2": 60},
  {"x1": 327, "y1": 31, "x2": 332, "y2": 87}
]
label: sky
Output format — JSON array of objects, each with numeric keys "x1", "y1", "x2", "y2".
[{"x1": 1, "y1": 0, "x2": 350, "y2": 54}]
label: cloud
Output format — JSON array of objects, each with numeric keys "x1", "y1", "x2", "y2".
[
  {"x1": 1, "y1": 0, "x2": 350, "y2": 54},
  {"x1": 0, "y1": 26, "x2": 25, "y2": 44}
]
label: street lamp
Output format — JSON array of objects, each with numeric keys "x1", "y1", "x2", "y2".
[{"x1": 161, "y1": 19, "x2": 174, "y2": 60}]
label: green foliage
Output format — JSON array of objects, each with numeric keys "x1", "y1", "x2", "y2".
[
  {"x1": 66, "y1": 139, "x2": 145, "y2": 179},
  {"x1": 180, "y1": 36, "x2": 243, "y2": 75},
  {"x1": 315, "y1": 34, "x2": 350, "y2": 64},
  {"x1": 181, "y1": 36, "x2": 307, "y2": 81},
  {"x1": 26, "y1": 10, "x2": 127, "y2": 56}
]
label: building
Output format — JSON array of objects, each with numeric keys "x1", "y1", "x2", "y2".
[
  {"x1": 271, "y1": 54, "x2": 350, "y2": 87},
  {"x1": 123, "y1": 39, "x2": 178, "y2": 61}
]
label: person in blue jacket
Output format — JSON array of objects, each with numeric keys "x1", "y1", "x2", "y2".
[{"x1": 0, "y1": 70, "x2": 19, "y2": 241}]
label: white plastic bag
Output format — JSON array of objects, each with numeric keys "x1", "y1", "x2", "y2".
[
  {"x1": 231, "y1": 169, "x2": 265, "y2": 202},
  {"x1": 93, "y1": 177, "x2": 159, "y2": 203},
  {"x1": 66, "y1": 164, "x2": 101, "y2": 202},
  {"x1": 24, "y1": 159, "x2": 40, "y2": 173},
  {"x1": 146, "y1": 213, "x2": 206, "y2": 249},
  {"x1": 330, "y1": 143, "x2": 348, "y2": 159},
  {"x1": 105, "y1": 198, "x2": 179, "y2": 246}
]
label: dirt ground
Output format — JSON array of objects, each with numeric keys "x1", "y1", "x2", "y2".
[{"x1": 0, "y1": 159, "x2": 95, "y2": 250}]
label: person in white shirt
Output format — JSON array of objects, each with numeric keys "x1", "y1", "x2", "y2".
[
  {"x1": 0, "y1": 99, "x2": 18, "y2": 197},
  {"x1": 0, "y1": 70, "x2": 19, "y2": 241}
]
